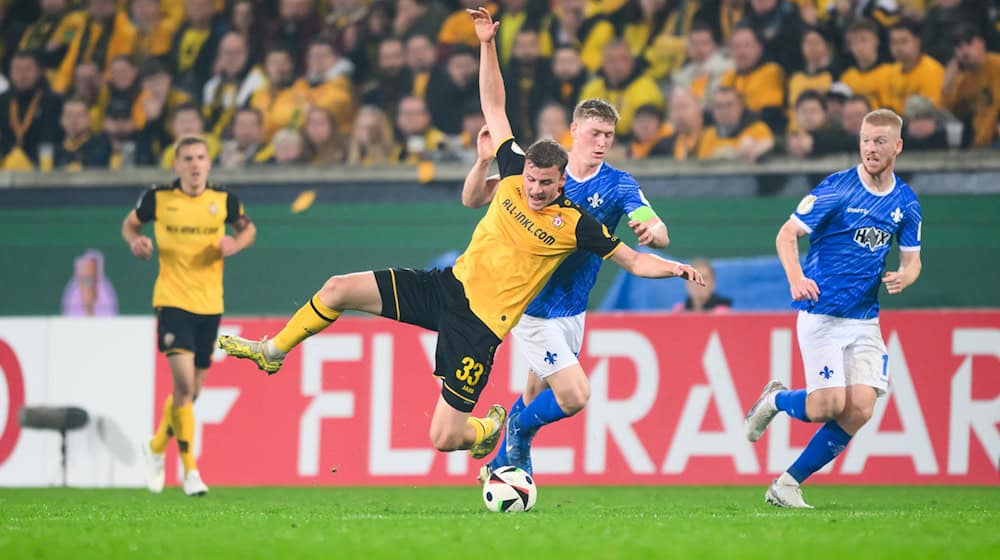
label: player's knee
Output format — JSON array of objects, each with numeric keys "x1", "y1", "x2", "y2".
[
  {"x1": 555, "y1": 384, "x2": 589, "y2": 416},
  {"x1": 428, "y1": 425, "x2": 464, "y2": 452},
  {"x1": 840, "y1": 400, "x2": 875, "y2": 430},
  {"x1": 807, "y1": 390, "x2": 845, "y2": 421},
  {"x1": 318, "y1": 275, "x2": 348, "y2": 307}
]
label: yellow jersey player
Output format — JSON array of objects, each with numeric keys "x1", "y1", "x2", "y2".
[
  {"x1": 217, "y1": 7, "x2": 704, "y2": 463},
  {"x1": 123, "y1": 135, "x2": 257, "y2": 496}
]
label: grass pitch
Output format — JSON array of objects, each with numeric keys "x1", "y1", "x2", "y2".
[{"x1": 1, "y1": 486, "x2": 997, "y2": 559}]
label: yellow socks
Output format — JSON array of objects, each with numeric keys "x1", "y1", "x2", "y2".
[
  {"x1": 149, "y1": 394, "x2": 174, "y2": 454},
  {"x1": 273, "y1": 294, "x2": 342, "y2": 353},
  {"x1": 171, "y1": 402, "x2": 197, "y2": 473},
  {"x1": 467, "y1": 416, "x2": 495, "y2": 446}
]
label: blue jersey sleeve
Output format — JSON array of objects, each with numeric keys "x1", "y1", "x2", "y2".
[
  {"x1": 792, "y1": 175, "x2": 842, "y2": 233},
  {"x1": 617, "y1": 172, "x2": 649, "y2": 216},
  {"x1": 898, "y1": 197, "x2": 922, "y2": 251}
]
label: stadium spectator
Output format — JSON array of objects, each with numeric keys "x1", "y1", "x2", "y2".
[
  {"x1": 62, "y1": 249, "x2": 118, "y2": 317},
  {"x1": 18, "y1": 0, "x2": 85, "y2": 85},
  {"x1": 202, "y1": 32, "x2": 267, "y2": 138},
  {"x1": 839, "y1": 19, "x2": 892, "y2": 110},
  {"x1": 627, "y1": 104, "x2": 673, "y2": 160},
  {"x1": 544, "y1": 45, "x2": 588, "y2": 111},
  {"x1": 228, "y1": 0, "x2": 265, "y2": 65},
  {"x1": 361, "y1": 37, "x2": 414, "y2": 122},
  {"x1": 104, "y1": 98, "x2": 155, "y2": 168},
  {"x1": 784, "y1": 90, "x2": 846, "y2": 158},
  {"x1": 534, "y1": 102, "x2": 573, "y2": 150},
  {"x1": 501, "y1": 29, "x2": 547, "y2": 140},
  {"x1": 160, "y1": 103, "x2": 221, "y2": 168},
  {"x1": 219, "y1": 107, "x2": 273, "y2": 168},
  {"x1": 439, "y1": 0, "x2": 495, "y2": 50},
  {"x1": 168, "y1": 0, "x2": 227, "y2": 99},
  {"x1": 94, "y1": 55, "x2": 139, "y2": 129},
  {"x1": 672, "y1": 258, "x2": 732, "y2": 313},
  {"x1": 454, "y1": 105, "x2": 488, "y2": 164},
  {"x1": 823, "y1": 93, "x2": 872, "y2": 153},
  {"x1": 786, "y1": 26, "x2": 840, "y2": 127},
  {"x1": 133, "y1": 59, "x2": 192, "y2": 157},
  {"x1": 659, "y1": 87, "x2": 707, "y2": 161},
  {"x1": 494, "y1": 0, "x2": 546, "y2": 69},
  {"x1": 131, "y1": 0, "x2": 178, "y2": 60},
  {"x1": 393, "y1": 94, "x2": 450, "y2": 163},
  {"x1": 942, "y1": 23, "x2": 1000, "y2": 148},
  {"x1": 885, "y1": 19, "x2": 943, "y2": 116},
  {"x1": 822, "y1": 0, "x2": 900, "y2": 60},
  {"x1": 300, "y1": 39, "x2": 357, "y2": 137},
  {"x1": 0, "y1": 51, "x2": 63, "y2": 171},
  {"x1": 272, "y1": 127, "x2": 307, "y2": 164},
  {"x1": 394, "y1": 0, "x2": 449, "y2": 40},
  {"x1": 901, "y1": 95, "x2": 949, "y2": 151},
  {"x1": 698, "y1": 86, "x2": 775, "y2": 162},
  {"x1": 51, "y1": 0, "x2": 135, "y2": 95},
  {"x1": 405, "y1": 34, "x2": 438, "y2": 97},
  {"x1": 67, "y1": 61, "x2": 102, "y2": 118},
  {"x1": 249, "y1": 46, "x2": 296, "y2": 140},
  {"x1": 55, "y1": 96, "x2": 111, "y2": 169},
  {"x1": 824, "y1": 82, "x2": 852, "y2": 128},
  {"x1": 742, "y1": 0, "x2": 806, "y2": 72},
  {"x1": 694, "y1": 0, "x2": 749, "y2": 47},
  {"x1": 347, "y1": 105, "x2": 396, "y2": 165},
  {"x1": 720, "y1": 26, "x2": 786, "y2": 134},
  {"x1": 670, "y1": 21, "x2": 733, "y2": 109},
  {"x1": 426, "y1": 46, "x2": 480, "y2": 135},
  {"x1": 579, "y1": 40, "x2": 665, "y2": 135},
  {"x1": 545, "y1": 0, "x2": 615, "y2": 75},
  {"x1": 920, "y1": 0, "x2": 996, "y2": 65},
  {"x1": 303, "y1": 106, "x2": 347, "y2": 165},
  {"x1": 266, "y1": 0, "x2": 321, "y2": 74}
]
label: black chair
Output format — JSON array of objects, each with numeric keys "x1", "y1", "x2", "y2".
[{"x1": 18, "y1": 406, "x2": 89, "y2": 486}]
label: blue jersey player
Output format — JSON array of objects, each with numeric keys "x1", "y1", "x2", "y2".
[
  {"x1": 463, "y1": 98, "x2": 673, "y2": 480},
  {"x1": 744, "y1": 109, "x2": 923, "y2": 508}
]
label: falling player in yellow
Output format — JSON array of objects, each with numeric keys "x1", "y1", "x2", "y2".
[
  {"x1": 217, "y1": 6, "x2": 704, "y2": 461},
  {"x1": 123, "y1": 135, "x2": 256, "y2": 496}
]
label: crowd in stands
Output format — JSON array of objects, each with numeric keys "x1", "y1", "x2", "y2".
[{"x1": 0, "y1": 0, "x2": 998, "y2": 172}]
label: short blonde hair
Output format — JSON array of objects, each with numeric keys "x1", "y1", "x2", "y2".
[
  {"x1": 863, "y1": 109, "x2": 903, "y2": 131},
  {"x1": 174, "y1": 134, "x2": 208, "y2": 156}
]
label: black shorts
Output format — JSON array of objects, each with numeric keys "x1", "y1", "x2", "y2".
[
  {"x1": 156, "y1": 307, "x2": 222, "y2": 369},
  {"x1": 374, "y1": 267, "x2": 502, "y2": 413}
]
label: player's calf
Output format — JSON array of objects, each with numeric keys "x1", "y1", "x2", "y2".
[{"x1": 805, "y1": 388, "x2": 846, "y2": 422}]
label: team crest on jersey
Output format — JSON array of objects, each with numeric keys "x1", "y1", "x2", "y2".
[
  {"x1": 208, "y1": 203, "x2": 218, "y2": 215},
  {"x1": 587, "y1": 193, "x2": 604, "y2": 208},
  {"x1": 797, "y1": 194, "x2": 817, "y2": 214},
  {"x1": 891, "y1": 207, "x2": 903, "y2": 223},
  {"x1": 853, "y1": 227, "x2": 892, "y2": 251},
  {"x1": 552, "y1": 214, "x2": 565, "y2": 228}
]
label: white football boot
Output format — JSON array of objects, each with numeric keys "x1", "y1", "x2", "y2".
[
  {"x1": 142, "y1": 441, "x2": 165, "y2": 494},
  {"x1": 183, "y1": 470, "x2": 209, "y2": 497},
  {"x1": 765, "y1": 472, "x2": 813, "y2": 509},
  {"x1": 745, "y1": 380, "x2": 787, "y2": 442}
]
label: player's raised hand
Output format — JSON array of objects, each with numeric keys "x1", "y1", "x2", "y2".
[
  {"x1": 882, "y1": 270, "x2": 906, "y2": 294},
  {"x1": 467, "y1": 6, "x2": 499, "y2": 43},
  {"x1": 677, "y1": 263, "x2": 706, "y2": 287},
  {"x1": 130, "y1": 236, "x2": 154, "y2": 260},
  {"x1": 476, "y1": 124, "x2": 495, "y2": 161},
  {"x1": 790, "y1": 276, "x2": 820, "y2": 302},
  {"x1": 219, "y1": 235, "x2": 240, "y2": 257}
]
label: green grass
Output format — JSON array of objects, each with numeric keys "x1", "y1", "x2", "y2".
[{"x1": 1, "y1": 486, "x2": 997, "y2": 559}]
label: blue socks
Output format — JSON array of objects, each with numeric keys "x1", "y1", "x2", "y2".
[
  {"x1": 775, "y1": 389, "x2": 810, "y2": 422},
  {"x1": 788, "y1": 421, "x2": 853, "y2": 483},
  {"x1": 511, "y1": 389, "x2": 569, "y2": 434}
]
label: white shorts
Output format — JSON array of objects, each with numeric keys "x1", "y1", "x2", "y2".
[
  {"x1": 797, "y1": 311, "x2": 889, "y2": 397},
  {"x1": 510, "y1": 312, "x2": 585, "y2": 378}
]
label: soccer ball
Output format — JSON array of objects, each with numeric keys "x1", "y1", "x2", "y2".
[{"x1": 482, "y1": 466, "x2": 537, "y2": 512}]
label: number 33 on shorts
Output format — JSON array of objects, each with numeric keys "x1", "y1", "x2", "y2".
[{"x1": 455, "y1": 356, "x2": 485, "y2": 393}]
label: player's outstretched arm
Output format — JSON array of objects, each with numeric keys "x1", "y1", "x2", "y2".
[
  {"x1": 776, "y1": 218, "x2": 820, "y2": 301},
  {"x1": 609, "y1": 244, "x2": 705, "y2": 285},
  {"x1": 628, "y1": 207, "x2": 670, "y2": 248},
  {"x1": 462, "y1": 125, "x2": 501, "y2": 208},
  {"x1": 121, "y1": 210, "x2": 153, "y2": 260},
  {"x1": 883, "y1": 250, "x2": 922, "y2": 295},
  {"x1": 469, "y1": 7, "x2": 513, "y2": 144}
]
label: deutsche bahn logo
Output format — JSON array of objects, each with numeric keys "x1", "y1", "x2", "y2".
[{"x1": 853, "y1": 227, "x2": 892, "y2": 251}]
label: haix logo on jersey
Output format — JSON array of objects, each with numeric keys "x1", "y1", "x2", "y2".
[{"x1": 853, "y1": 227, "x2": 892, "y2": 251}]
